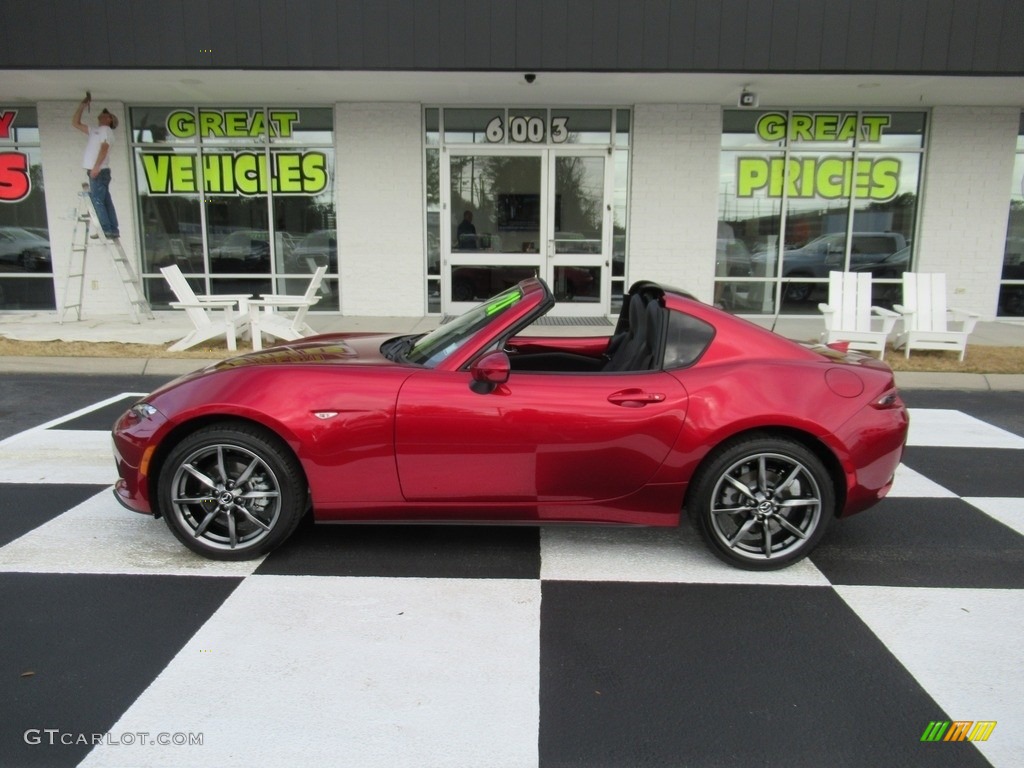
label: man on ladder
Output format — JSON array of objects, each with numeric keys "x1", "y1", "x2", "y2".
[
  {"x1": 71, "y1": 91, "x2": 119, "y2": 239},
  {"x1": 61, "y1": 93, "x2": 151, "y2": 324}
]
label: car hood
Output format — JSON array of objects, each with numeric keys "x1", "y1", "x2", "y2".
[{"x1": 207, "y1": 333, "x2": 398, "y2": 370}]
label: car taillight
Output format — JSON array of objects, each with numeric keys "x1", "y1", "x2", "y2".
[{"x1": 871, "y1": 389, "x2": 902, "y2": 409}]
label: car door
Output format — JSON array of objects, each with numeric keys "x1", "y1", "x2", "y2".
[{"x1": 394, "y1": 368, "x2": 688, "y2": 515}]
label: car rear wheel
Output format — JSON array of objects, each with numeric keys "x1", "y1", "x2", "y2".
[
  {"x1": 689, "y1": 435, "x2": 834, "y2": 570},
  {"x1": 158, "y1": 423, "x2": 307, "y2": 560},
  {"x1": 783, "y1": 280, "x2": 813, "y2": 303}
]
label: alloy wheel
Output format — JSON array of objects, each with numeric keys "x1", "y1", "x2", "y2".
[
  {"x1": 707, "y1": 451, "x2": 823, "y2": 563},
  {"x1": 169, "y1": 442, "x2": 283, "y2": 552}
]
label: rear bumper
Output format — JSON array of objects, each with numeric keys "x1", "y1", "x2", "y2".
[{"x1": 835, "y1": 399, "x2": 909, "y2": 517}]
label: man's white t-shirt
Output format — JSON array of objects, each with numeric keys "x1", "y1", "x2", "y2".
[{"x1": 82, "y1": 125, "x2": 113, "y2": 170}]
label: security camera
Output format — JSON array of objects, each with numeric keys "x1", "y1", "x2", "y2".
[
  {"x1": 738, "y1": 90, "x2": 759, "y2": 108},
  {"x1": 524, "y1": 73, "x2": 536, "y2": 84}
]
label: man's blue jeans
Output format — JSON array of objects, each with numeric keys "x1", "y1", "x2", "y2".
[{"x1": 87, "y1": 169, "x2": 119, "y2": 238}]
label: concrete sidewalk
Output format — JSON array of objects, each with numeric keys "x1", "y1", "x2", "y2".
[{"x1": 3, "y1": 309, "x2": 1024, "y2": 390}]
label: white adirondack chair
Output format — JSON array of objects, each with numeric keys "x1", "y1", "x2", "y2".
[
  {"x1": 817, "y1": 271, "x2": 899, "y2": 359},
  {"x1": 248, "y1": 266, "x2": 327, "y2": 351},
  {"x1": 160, "y1": 265, "x2": 250, "y2": 352},
  {"x1": 893, "y1": 272, "x2": 980, "y2": 361}
]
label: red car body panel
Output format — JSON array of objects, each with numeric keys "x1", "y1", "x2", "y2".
[{"x1": 112, "y1": 278, "x2": 907, "y2": 538}]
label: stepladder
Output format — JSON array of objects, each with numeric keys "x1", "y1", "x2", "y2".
[{"x1": 60, "y1": 190, "x2": 153, "y2": 324}]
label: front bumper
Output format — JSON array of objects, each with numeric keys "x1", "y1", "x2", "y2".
[{"x1": 111, "y1": 404, "x2": 169, "y2": 517}]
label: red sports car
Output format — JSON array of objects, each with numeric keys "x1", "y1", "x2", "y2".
[{"x1": 112, "y1": 278, "x2": 908, "y2": 570}]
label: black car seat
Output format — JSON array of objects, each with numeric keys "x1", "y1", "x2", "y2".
[
  {"x1": 633, "y1": 299, "x2": 667, "y2": 371},
  {"x1": 605, "y1": 294, "x2": 642, "y2": 356},
  {"x1": 603, "y1": 295, "x2": 648, "y2": 371}
]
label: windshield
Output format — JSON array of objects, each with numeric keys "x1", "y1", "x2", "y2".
[{"x1": 405, "y1": 285, "x2": 524, "y2": 367}]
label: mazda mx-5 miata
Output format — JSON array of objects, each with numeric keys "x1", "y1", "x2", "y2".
[{"x1": 113, "y1": 278, "x2": 908, "y2": 570}]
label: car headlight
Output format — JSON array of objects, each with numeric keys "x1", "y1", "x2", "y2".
[{"x1": 130, "y1": 402, "x2": 159, "y2": 419}]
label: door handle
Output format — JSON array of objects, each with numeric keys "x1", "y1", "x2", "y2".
[{"x1": 607, "y1": 389, "x2": 666, "y2": 407}]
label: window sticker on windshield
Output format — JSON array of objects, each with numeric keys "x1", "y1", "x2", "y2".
[{"x1": 486, "y1": 290, "x2": 522, "y2": 315}]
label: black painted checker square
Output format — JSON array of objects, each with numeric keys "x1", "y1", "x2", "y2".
[
  {"x1": 1, "y1": 573, "x2": 241, "y2": 768},
  {"x1": 813, "y1": 497, "x2": 1024, "y2": 589},
  {"x1": 256, "y1": 521, "x2": 541, "y2": 579},
  {"x1": 901, "y1": 446, "x2": 1024, "y2": 498},
  {"x1": 51, "y1": 395, "x2": 141, "y2": 432},
  {"x1": 539, "y1": 581, "x2": 990, "y2": 768},
  {"x1": 0, "y1": 484, "x2": 108, "y2": 549}
]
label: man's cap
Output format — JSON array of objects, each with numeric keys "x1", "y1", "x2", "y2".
[{"x1": 100, "y1": 108, "x2": 118, "y2": 129}]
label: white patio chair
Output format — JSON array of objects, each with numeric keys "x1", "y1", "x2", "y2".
[
  {"x1": 160, "y1": 265, "x2": 250, "y2": 352},
  {"x1": 817, "y1": 271, "x2": 899, "y2": 359},
  {"x1": 893, "y1": 272, "x2": 980, "y2": 361},
  {"x1": 248, "y1": 266, "x2": 327, "y2": 351}
]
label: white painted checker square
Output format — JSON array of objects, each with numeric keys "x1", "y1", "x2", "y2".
[
  {"x1": 540, "y1": 526, "x2": 830, "y2": 586},
  {"x1": 0, "y1": 429, "x2": 115, "y2": 484},
  {"x1": 0, "y1": 488, "x2": 260, "y2": 577},
  {"x1": 81, "y1": 576, "x2": 541, "y2": 768},
  {"x1": 836, "y1": 586, "x2": 1024, "y2": 768},
  {"x1": 963, "y1": 497, "x2": 1024, "y2": 538},
  {"x1": 887, "y1": 463, "x2": 957, "y2": 498},
  {"x1": 907, "y1": 408, "x2": 1024, "y2": 449}
]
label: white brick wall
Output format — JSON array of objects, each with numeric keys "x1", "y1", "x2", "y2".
[
  {"x1": 335, "y1": 103, "x2": 425, "y2": 316},
  {"x1": 629, "y1": 104, "x2": 722, "y2": 302},
  {"x1": 916, "y1": 106, "x2": 1019, "y2": 318},
  {"x1": 38, "y1": 101, "x2": 139, "y2": 318}
]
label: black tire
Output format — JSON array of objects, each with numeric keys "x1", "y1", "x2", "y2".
[
  {"x1": 784, "y1": 280, "x2": 813, "y2": 303},
  {"x1": 452, "y1": 279, "x2": 474, "y2": 302},
  {"x1": 1001, "y1": 288, "x2": 1024, "y2": 317},
  {"x1": 157, "y1": 423, "x2": 307, "y2": 560},
  {"x1": 688, "y1": 435, "x2": 834, "y2": 570}
]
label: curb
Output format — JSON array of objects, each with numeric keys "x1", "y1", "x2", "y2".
[{"x1": 0, "y1": 356, "x2": 216, "y2": 376}]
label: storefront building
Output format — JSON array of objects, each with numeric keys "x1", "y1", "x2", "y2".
[{"x1": 1, "y1": 1, "x2": 1022, "y2": 321}]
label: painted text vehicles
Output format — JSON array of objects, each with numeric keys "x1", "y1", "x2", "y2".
[{"x1": 112, "y1": 278, "x2": 908, "y2": 570}]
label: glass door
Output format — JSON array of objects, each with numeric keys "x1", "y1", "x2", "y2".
[
  {"x1": 442, "y1": 148, "x2": 611, "y2": 316},
  {"x1": 443, "y1": 150, "x2": 545, "y2": 314},
  {"x1": 545, "y1": 150, "x2": 609, "y2": 315}
]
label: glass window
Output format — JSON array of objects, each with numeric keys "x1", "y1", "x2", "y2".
[
  {"x1": 444, "y1": 108, "x2": 505, "y2": 144},
  {"x1": 611, "y1": 148, "x2": 630, "y2": 313},
  {"x1": 450, "y1": 155, "x2": 542, "y2": 255},
  {"x1": 131, "y1": 107, "x2": 335, "y2": 308},
  {"x1": 999, "y1": 114, "x2": 1024, "y2": 318},
  {"x1": 615, "y1": 109, "x2": 630, "y2": 147},
  {"x1": 425, "y1": 108, "x2": 439, "y2": 147},
  {"x1": 719, "y1": 110, "x2": 925, "y2": 315},
  {"x1": 0, "y1": 107, "x2": 54, "y2": 310},
  {"x1": 664, "y1": 312, "x2": 715, "y2": 369},
  {"x1": 553, "y1": 155, "x2": 603, "y2": 253},
  {"x1": 554, "y1": 109, "x2": 612, "y2": 145},
  {"x1": 425, "y1": 146, "x2": 441, "y2": 312},
  {"x1": 130, "y1": 107, "x2": 198, "y2": 145},
  {"x1": 269, "y1": 108, "x2": 333, "y2": 145}
]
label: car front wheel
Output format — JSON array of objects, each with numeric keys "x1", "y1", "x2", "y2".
[
  {"x1": 689, "y1": 435, "x2": 834, "y2": 570},
  {"x1": 157, "y1": 423, "x2": 307, "y2": 560}
]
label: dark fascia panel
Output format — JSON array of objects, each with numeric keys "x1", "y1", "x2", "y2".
[{"x1": 1, "y1": 0, "x2": 1021, "y2": 75}]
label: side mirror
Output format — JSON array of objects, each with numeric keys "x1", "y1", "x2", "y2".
[{"x1": 469, "y1": 351, "x2": 510, "y2": 394}]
